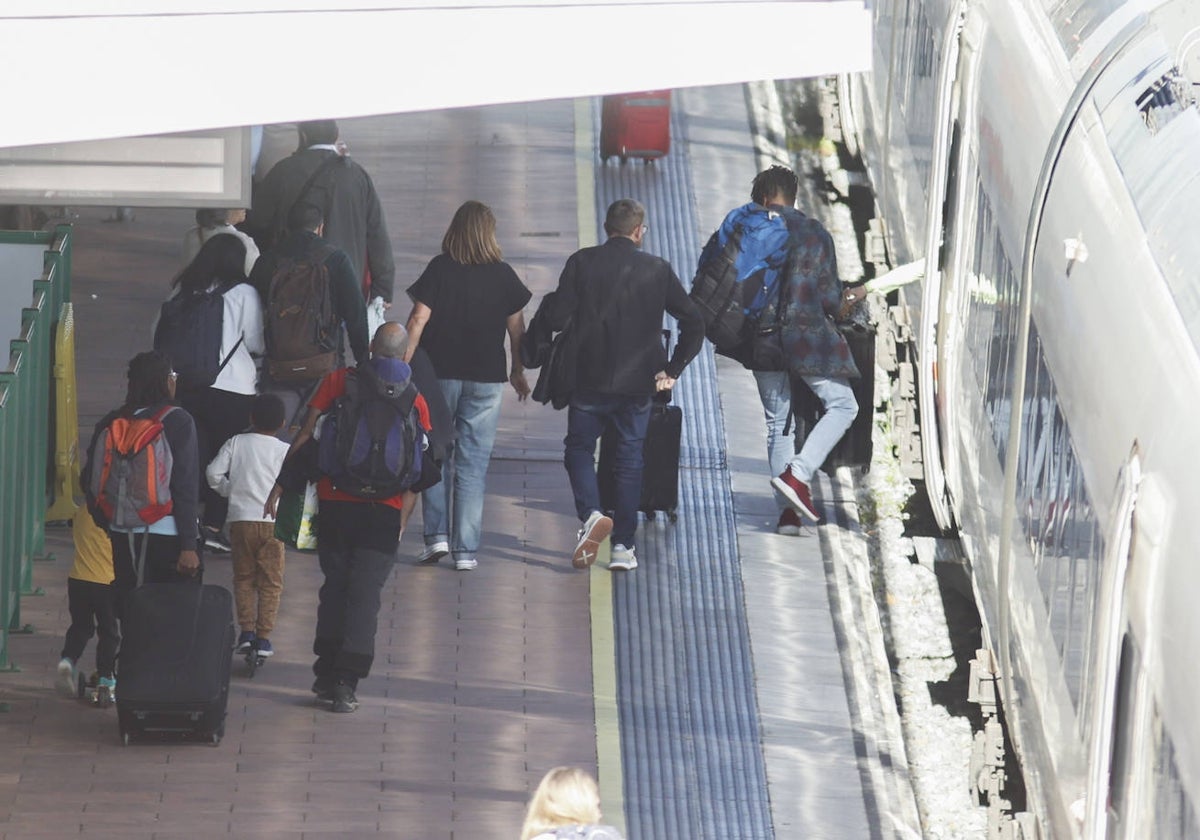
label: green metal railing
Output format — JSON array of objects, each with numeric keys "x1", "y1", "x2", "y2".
[{"x1": 0, "y1": 225, "x2": 72, "y2": 673}]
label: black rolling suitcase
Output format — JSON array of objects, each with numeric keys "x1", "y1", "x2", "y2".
[
  {"x1": 598, "y1": 394, "x2": 683, "y2": 522},
  {"x1": 791, "y1": 322, "x2": 876, "y2": 471},
  {"x1": 116, "y1": 582, "x2": 235, "y2": 746}
]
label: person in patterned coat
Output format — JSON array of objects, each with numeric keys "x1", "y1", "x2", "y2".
[{"x1": 746, "y1": 166, "x2": 859, "y2": 530}]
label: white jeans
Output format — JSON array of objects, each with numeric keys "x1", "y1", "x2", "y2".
[{"x1": 753, "y1": 370, "x2": 858, "y2": 505}]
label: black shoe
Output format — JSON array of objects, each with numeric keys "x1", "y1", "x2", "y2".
[
  {"x1": 203, "y1": 526, "x2": 231, "y2": 554},
  {"x1": 312, "y1": 677, "x2": 335, "y2": 703},
  {"x1": 332, "y1": 681, "x2": 358, "y2": 713}
]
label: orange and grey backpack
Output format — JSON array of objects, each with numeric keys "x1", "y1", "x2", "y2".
[{"x1": 86, "y1": 406, "x2": 178, "y2": 531}]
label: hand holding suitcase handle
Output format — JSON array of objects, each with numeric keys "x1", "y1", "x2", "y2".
[{"x1": 654, "y1": 371, "x2": 676, "y2": 392}]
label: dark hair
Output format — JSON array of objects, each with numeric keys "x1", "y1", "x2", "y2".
[
  {"x1": 299, "y1": 119, "x2": 339, "y2": 146},
  {"x1": 287, "y1": 202, "x2": 323, "y2": 233},
  {"x1": 123, "y1": 350, "x2": 173, "y2": 414},
  {"x1": 172, "y1": 233, "x2": 246, "y2": 295},
  {"x1": 603, "y1": 198, "x2": 645, "y2": 237},
  {"x1": 751, "y1": 165, "x2": 799, "y2": 206},
  {"x1": 195, "y1": 208, "x2": 228, "y2": 228},
  {"x1": 250, "y1": 393, "x2": 285, "y2": 432}
]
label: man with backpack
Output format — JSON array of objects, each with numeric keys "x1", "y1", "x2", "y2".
[
  {"x1": 695, "y1": 166, "x2": 859, "y2": 533},
  {"x1": 250, "y1": 202, "x2": 370, "y2": 433},
  {"x1": 265, "y1": 322, "x2": 438, "y2": 714},
  {"x1": 83, "y1": 350, "x2": 202, "y2": 601}
]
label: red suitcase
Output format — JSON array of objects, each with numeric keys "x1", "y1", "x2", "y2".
[{"x1": 600, "y1": 90, "x2": 671, "y2": 163}]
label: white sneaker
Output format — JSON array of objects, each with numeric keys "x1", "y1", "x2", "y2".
[
  {"x1": 454, "y1": 556, "x2": 478, "y2": 571},
  {"x1": 418, "y1": 541, "x2": 450, "y2": 565},
  {"x1": 572, "y1": 511, "x2": 613, "y2": 569},
  {"x1": 56, "y1": 657, "x2": 76, "y2": 696},
  {"x1": 609, "y1": 544, "x2": 638, "y2": 571}
]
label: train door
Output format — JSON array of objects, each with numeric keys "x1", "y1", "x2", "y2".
[
  {"x1": 1082, "y1": 451, "x2": 1141, "y2": 839},
  {"x1": 913, "y1": 0, "x2": 967, "y2": 533}
]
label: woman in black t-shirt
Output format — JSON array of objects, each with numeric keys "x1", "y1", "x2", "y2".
[{"x1": 404, "y1": 201, "x2": 532, "y2": 571}]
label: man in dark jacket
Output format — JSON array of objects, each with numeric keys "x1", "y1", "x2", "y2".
[
  {"x1": 544, "y1": 199, "x2": 703, "y2": 571},
  {"x1": 246, "y1": 118, "x2": 395, "y2": 305},
  {"x1": 250, "y1": 203, "x2": 370, "y2": 432},
  {"x1": 736, "y1": 166, "x2": 859, "y2": 530}
]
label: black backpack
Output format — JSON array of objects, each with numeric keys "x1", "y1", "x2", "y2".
[
  {"x1": 266, "y1": 245, "x2": 339, "y2": 383},
  {"x1": 153, "y1": 285, "x2": 240, "y2": 390},
  {"x1": 316, "y1": 365, "x2": 426, "y2": 499}
]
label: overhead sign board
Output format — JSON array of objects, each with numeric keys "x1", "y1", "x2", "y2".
[{"x1": 0, "y1": 128, "x2": 250, "y2": 207}]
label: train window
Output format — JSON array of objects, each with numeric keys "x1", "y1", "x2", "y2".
[
  {"x1": 895, "y1": 0, "x2": 938, "y2": 187},
  {"x1": 1151, "y1": 708, "x2": 1200, "y2": 838},
  {"x1": 962, "y1": 170, "x2": 1021, "y2": 460},
  {"x1": 1016, "y1": 327, "x2": 1105, "y2": 711}
]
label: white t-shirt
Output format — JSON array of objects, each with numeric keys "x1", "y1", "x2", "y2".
[{"x1": 205, "y1": 431, "x2": 289, "y2": 524}]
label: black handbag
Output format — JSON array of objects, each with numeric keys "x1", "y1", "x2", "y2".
[{"x1": 530, "y1": 320, "x2": 579, "y2": 410}]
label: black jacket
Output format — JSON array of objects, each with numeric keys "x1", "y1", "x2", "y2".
[
  {"x1": 545, "y1": 237, "x2": 703, "y2": 396},
  {"x1": 249, "y1": 230, "x2": 370, "y2": 366},
  {"x1": 246, "y1": 148, "x2": 396, "y2": 303}
]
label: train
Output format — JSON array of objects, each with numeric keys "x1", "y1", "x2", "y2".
[{"x1": 832, "y1": 0, "x2": 1200, "y2": 837}]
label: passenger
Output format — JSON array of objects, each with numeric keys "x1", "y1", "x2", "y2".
[
  {"x1": 264, "y1": 323, "x2": 433, "y2": 714},
  {"x1": 180, "y1": 207, "x2": 260, "y2": 277},
  {"x1": 204, "y1": 393, "x2": 290, "y2": 661},
  {"x1": 245, "y1": 118, "x2": 395, "y2": 307},
  {"x1": 541, "y1": 198, "x2": 703, "y2": 571},
  {"x1": 403, "y1": 200, "x2": 532, "y2": 572},
  {"x1": 715, "y1": 165, "x2": 859, "y2": 531},
  {"x1": 249, "y1": 202, "x2": 370, "y2": 434},
  {"x1": 160, "y1": 233, "x2": 265, "y2": 553},
  {"x1": 55, "y1": 504, "x2": 119, "y2": 706},
  {"x1": 520, "y1": 766, "x2": 625, "y2": 840},
  {"x1": 82, "y1": 350, "x2": 202, "y2": 595}
]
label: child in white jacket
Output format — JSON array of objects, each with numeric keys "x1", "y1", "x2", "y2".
[{"x1": 206, "y1": 394, "x2": 290, "y2": 658}]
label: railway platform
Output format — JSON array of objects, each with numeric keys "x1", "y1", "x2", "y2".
[{"x1": 0, "y1": 85, "x2": 919, "y2": 839}]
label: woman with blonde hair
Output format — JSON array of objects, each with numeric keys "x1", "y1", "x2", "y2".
[
  {"x1": 404, "y1": 200, "x2": 531, "y2": 571},
  {"x1": 520, "y1": 767, "x2": 624, "y2": 840}
]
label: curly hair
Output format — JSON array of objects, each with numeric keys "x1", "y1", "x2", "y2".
[{"x1": 750, "y1": 164, "x2": 798, "y2": 206}]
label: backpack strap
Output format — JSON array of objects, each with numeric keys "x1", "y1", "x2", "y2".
[
  {"x1": 216, "y1": 335, "x2": 244, "y2": 377},
  {"x1": 278, "y1": 153, "x2": 343, "y2": 236}
]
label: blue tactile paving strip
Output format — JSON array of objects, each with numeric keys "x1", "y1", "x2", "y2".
[{"x1": 592, "y1": 100, "x2": 775, "y2": 840}]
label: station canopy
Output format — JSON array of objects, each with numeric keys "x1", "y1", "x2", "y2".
[{"x1": 0, "y1": 1, "x2": 871, "y2": 204}]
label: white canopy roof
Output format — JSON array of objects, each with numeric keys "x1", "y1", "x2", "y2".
[{"x1": 0, "y1": 1, "x2": 871, "y2": 148}]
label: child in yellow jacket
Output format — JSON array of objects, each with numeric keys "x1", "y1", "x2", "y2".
[{"x1": 56, "y1": 504, "x2": 118, "y2": 705}]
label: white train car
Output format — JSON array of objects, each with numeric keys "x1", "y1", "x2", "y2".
[{"x1": 841, "y1": 0, "x2": 1200, "y2": 837}]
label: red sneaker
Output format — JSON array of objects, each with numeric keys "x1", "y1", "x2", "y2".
[
  {"x1": 776, "y1": 508, "x2": 802, "y2": 536},
  {"x1": 772, "y1": 469, "x2": 820, "y2": 522}
]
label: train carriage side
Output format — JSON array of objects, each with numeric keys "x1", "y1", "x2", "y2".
[{"x1": 848, "y1": 0, "x2": 1200, "y2": 837}]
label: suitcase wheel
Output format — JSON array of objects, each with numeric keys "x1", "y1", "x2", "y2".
[
  {"x1": 668, "y1": 510, "x2": 678, "y2": 523},
  {"x1": 645, "y1": 510, "x2": 656, "y2": 522}
]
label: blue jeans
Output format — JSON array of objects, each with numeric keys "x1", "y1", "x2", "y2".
[
  {"x1": 753, "y1": 370, "x2": 858, "y2": 506},
  {"x1": 564, "y1": 390, "x2": 653, "y2": 549},
  {"x1": 421, "y1": 379, "x2": 504, "y2": 562}
]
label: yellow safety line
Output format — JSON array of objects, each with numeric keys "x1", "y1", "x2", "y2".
[{"x1": 575, "y1": 94, "x2": 625, "y2": 836}]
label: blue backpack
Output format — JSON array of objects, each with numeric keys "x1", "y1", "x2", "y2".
[
  {"x1": 690, "y1": 203, "x2": 791, "y2": 353},
  {"x1": 317, "y1": 365, "x2": 426, "y2": 499}
]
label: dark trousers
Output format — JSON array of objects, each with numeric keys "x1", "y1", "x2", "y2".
[
  {"x1": 313, "y1": 501, "x2": 402, "y2": 686},
  {"x1": 178, "y1": 386, "x2": 256, "y2": 529},
  {"x1": 61, "y1": 578, "x2": 119, "y2": 679},
  {"x1": 564, "y1": 390, "x2": 653, "y2": 548},
  {"x1": 110, "y1": 531, "x2": 204, "y2": 615}
]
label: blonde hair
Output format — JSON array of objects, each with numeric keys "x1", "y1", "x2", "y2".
[
  {"x1": 520, "y1": 767, "x2": 603, "y2": 840},
  {"x1": 442, "y1": 200, "x2": 503, "y2": 265}
]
